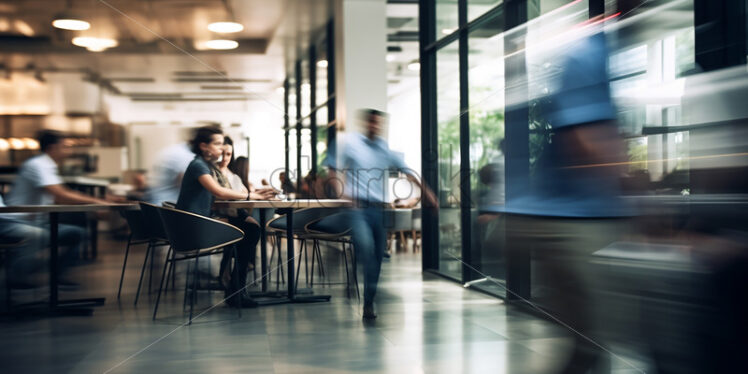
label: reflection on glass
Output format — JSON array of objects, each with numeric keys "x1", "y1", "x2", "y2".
[
  {"x1": 436, "y1": 0, "x2": 458, "y2": 40},
  {"x1": 468, "y1": 0, "x2": 502, "y2": 23},
  {"x1": 467, "y1": 23, "x2": 505, "y2": 294},
  {"x1": 436, "y1": 41, "x2": 461, "y2": 278}
]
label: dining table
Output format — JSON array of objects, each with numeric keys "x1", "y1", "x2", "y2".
[
  {"x1": 213, "y1": 199, "x2": 350, "y2": 304},
  {"x1": 0, "y1": 203, "x2": 137, "y2": 316}
]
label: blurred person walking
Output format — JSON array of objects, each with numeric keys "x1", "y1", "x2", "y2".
[{"x1": 325, "y1": 109, "x2": 437, "y2": 319}]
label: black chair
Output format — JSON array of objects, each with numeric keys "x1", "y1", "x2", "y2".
[
  {"x1": 305, "y1": 212, "x2": 359, "y2": 299},
  {"x1": 135, "y1": 202, "x2": 171, "y2": 306},
  {"x1": 117, "y1": 209, "x2": 161, "y2": 300},
  {"x1": 152, "y1": 205, "x2": 244, "y2": 324},
  {"x1": 266, "y1": 208, "x2": 339, "y2": 289}
]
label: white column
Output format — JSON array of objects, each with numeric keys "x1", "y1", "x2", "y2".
[{"x1": 334, "y1": 0, "x2": 388, "y2": 136}]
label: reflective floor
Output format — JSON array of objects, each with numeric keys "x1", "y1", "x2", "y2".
[{"x1": 0, "y1": 235, "x2": 647, "y2": 373}]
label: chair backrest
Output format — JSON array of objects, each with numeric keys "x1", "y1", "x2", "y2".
[
  {"x1": 385, "y1": 209, "x2": 413, "y2": 231},
  {"x1": 267, "y1": 208, "x2": 340, "y2": 233},
  {"x1": 155, "y1": 205, "x2": 244, "y2": 253},
  {"x1": 138, "y1": 202, "x2": 169, "y2": 241},
  {"x1": 121, "y1": 209, "x2": 150, "y2": 241},
  {"x1": 305, "y1": 212, "x2": 351, "y2": 236}
]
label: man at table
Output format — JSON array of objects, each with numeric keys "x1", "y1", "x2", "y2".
[
  {"x1": 5, "y1": 131, "x2": 109, "y2": 283},
  {"x1": 326, "y1": 109, "x2": 437, "y2": 319}
]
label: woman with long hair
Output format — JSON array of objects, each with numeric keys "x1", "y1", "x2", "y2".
[{"x1": 176, "y1": 127, "x2": 274, "y2": 307}]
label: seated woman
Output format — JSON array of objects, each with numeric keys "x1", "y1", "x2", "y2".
[{"x1": 176, "y1": 126, "x2": 274, "y2": 307}]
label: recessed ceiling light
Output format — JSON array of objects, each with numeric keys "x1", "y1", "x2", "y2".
[
  {"x1": 316, "y1": 60, "x2": 328, "y2": 68},
  {"x1": 205, "y1": 39, "x2": 239, "y2": 50},
  {"x1": 208, "y1": 22, "x2": 244, "y2": 33},
  {"x1": 52, "y1": 19, "x2": 90, "y2": 30},
  {"x1": 386, "y1": 54, "x2": 395, "y2": 62},
  {"x1": 72, "y1": 36, "x2": 118, "y2": 52},
  {"x1": 407, "y1": 62, "x2": 420, "y2": 71}
]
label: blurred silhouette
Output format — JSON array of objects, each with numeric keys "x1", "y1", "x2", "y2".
[
  {"x1": 146, "y1": 129, "x2": 195, "y2": 206},
  {"x1": 323, "y1": 109, "x2": 436, "y2": 319}
]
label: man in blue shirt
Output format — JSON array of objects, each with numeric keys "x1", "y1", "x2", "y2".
[{"x1": 326, "y1": 109, "x2": 436, "y2": 319}]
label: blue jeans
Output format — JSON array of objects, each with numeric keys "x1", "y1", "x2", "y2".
[
  {"x1": 313, "y1": 207, "x2": 386, "y2": 305},
  {"x1": 0, "y1": 218, "x2": 85, "y2": 281}
]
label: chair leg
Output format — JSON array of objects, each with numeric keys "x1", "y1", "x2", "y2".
[
  {"x1": 277, "y1": 234, "x2": 284, "y2": 281},
  {"x1": 350, "y1": 243, "x2": 360, "y2": 301},
  {"x1": 117, "y1": 235, "x2": 133, "y2": 300},
  {"x1": 295, "y1": 239, "x2": 304, "y2": 290},
  {"x1": 148, "y1": 244, "x2": 156, "y2": 293},
  {"x1": 232, "y1": 244, "x2": 241, "y2": 318},
  {"x1": 164, "y1": 247, "x2": 174, "y2": 295},
  {"x1": 134, "y1": 242, "x2": 152, "y2": 306},
  {"x1": 342, "y1": 242, "x2": 351, "y2": 296},
  {"x1": 189, "y1": 255, "x2": 199, "y2": 325},
  {"x1": 310, "y1": 240, "x2": 316, "y2": 287},
  {"x1": 267, "y1": 234, "x2": 274, "y2": 284},
  {"x1": 316, "y1": 240, "x2": 325, "y2": 278},
  {"x1": 303, "y1": 239, "x2": 309, "y2": 285},
  {"x1": 152, "y1": 250, "x2": 172, "y2": 321}
]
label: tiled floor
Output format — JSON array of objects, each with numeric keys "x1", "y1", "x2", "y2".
[{"x1": 0, "y1": 235, "x2": 646, "y2": 373}]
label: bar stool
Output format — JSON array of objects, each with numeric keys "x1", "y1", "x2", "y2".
[{"x1": 152, "y1": 205, "x2": 244, "y2": 324}]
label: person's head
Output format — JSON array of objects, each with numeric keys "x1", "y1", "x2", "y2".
[
  {"x1": 190, "y1": 125, "x2": 224, "y2": 161},
  {"x1": 219, "y1": 136, "x2": 235, "y2": 169},
  {"x1": 360, "y1": 108, "x2": 386, "y2": 139},
  {"x1": 230, "y1": 156, "x2": 250, "y2": 190},
  {"x1": 279, "y1": 171, "x2": 287, "y2": 183},
  {"x1": 37, "y1": 130, "x2": 70, "y2": 161}
]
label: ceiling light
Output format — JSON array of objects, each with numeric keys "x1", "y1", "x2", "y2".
[
  {"x1": 407, "y1": 61, "x2": 420, "y2": 71},
  {"x1": 205, "y1": 39, "x2": 238, "y2": 50},
  {"x1": 208, "y1": 22, "x2": 244, "y2": 33},
  {"x1": 72, "y1": 36, "x2": 118, "y2": 52},
  {"x1": 441, "y1": 28, "x2": 456, "y2": 35},
  {"x1": 52, "y1": 19, "x2": 90, "y2": 31},
  {"x1": 316, "y1": 60, "x2": 328, "y2": 68},
  {"x1": 275, "y1": 86, "x2": 284, "y2": 94},
  {"x1": 386, "y1": 54, "x2": 395, "y2": 62},
  {"x1": 0, "y1": 139, "x2": 8, "y2": 151}
]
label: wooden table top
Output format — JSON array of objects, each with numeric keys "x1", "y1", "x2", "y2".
[
  {"x1": 0, "y1": 203, "x2": 137, "y2": 213},
  {"x1": 213, "y1": 199, "x2": 351, "y2": 209}
]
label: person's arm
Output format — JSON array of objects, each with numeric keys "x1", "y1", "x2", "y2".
[
  {"x1": 197, "y1": 174, "x2": 273, "y2": 200},
  {"x1": 46, "y1": 184, "x2": 109, "y2": 205},
  {"x1": 403, "y1": 173, "x2": 438, "y2": 209}
]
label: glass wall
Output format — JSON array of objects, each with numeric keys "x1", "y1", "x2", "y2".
[
  {"x1": 283, "y1": 21, "x2": 336, "y2": 189},
  {"x1": 436, "y1": 41, "x2": 462, "y2": 279},
  {"x1": 467, "y1": 14, "x2": 505, "y2": 294},
  {"x1": 421, "y1": 0, "x2": 705, "y2": 297}
]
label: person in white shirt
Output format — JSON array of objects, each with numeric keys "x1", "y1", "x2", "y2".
[
  {"x1": 5, "y1": 131, "x2": 108, "y2": 285},
  {"x1": 147, "y1": 141, "x2": 195, "y2": 206}
]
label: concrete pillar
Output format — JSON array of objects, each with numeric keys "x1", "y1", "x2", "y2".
[{"x1": 334, "y1": 0, "x2": 388, "y2": 136}]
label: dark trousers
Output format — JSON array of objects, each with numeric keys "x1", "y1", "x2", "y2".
[{"x1": 225, "y1": 216, "x2": 261, "y2": 289}]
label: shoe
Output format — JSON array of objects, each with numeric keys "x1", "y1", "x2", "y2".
[
  {"x1": 363, "y1": 303, "x2": 377, "y2": 319},
  {"x1": 383, "y1": 252, "x2": 391, "y2": 259}
]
